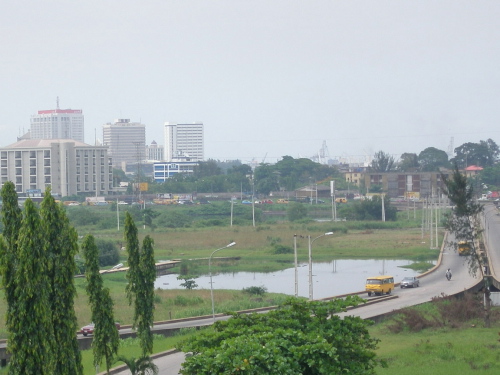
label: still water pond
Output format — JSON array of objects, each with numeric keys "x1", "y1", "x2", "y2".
[{"x1": 154, "y1": 259, "x2": 434, "y2": 299}]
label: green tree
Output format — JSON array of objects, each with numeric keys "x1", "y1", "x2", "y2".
[
  {"x1": 125, "y1": 211, "x2": 141, "y2": 304},
  {"x1": 143, "y1": 208, "x2": 160, "y2": 232},
  {"x1": 193, "y1": 159, "x2": 222, "y2": 178},
  {"x1": 0, "y1": 182, "x2": 22, "y2": 344},
  {"x1": 452, "y1": 139, "x2": 500, "y2": 168},
  {"x1": 347, "y1": 196, "x2": 397, "y2": 221},
  {"x1": 178, "y1": 298, "x2": 385, "y2": 374},
  {"x1": 136, "y1": 235, "x2": 157, "y2": 356},
  {"x1": 480, "y1": 163, "x2": 500, "y2": 188},
  {"x1": 418, "y1": 147, "x2": 449, "y2": 172},
  {"x1": 95, "y1": 238, "x2": 120, "y2": 267},
  {"x1": 40, "y1": 189, "x2": 83, "y2": 375},
  {"x1": 177, "y1": 275, "x2": 198, "y2": 290},
  {"x1": 115, "y1": 355, "x2": 159, "y2": 375},
  {"x1": 398, "y1": 152, "x2": 419, "y2": 172},
  {"x1": 8, "y1": 199, "x2": 56, "y2": 374},
  {"x1": 113, "y1": 167, "x2": 128, "y2": 186},
  {"x1": 369, "y1": 151, "x2": 396, "y2": 172},
  {"x1": 287, "y1": 202, "x2": 308, "y2": 222},
  {"x1": 82, "y1": 235, "x2": 120, "y2": 374},
  {"x1": 442, "y1": 166, "x2": 489, "y2": 326}
]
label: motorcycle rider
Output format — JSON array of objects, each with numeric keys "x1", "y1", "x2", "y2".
[{"x1": 445, "y1": 268, "x2": 452, "y2": 280}]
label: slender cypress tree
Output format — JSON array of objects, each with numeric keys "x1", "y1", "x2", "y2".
[
  {"x1": 136, "y1": 235, "x2": 156, "y2": 355},
  {"x1": 442, "y1": 166, "x2": 490, "y2": 326},
  {"x1": 9, "y1": 199, "x2": 56, "y2": 374},
  {"x1": 82, "y1": 234, "x2": 120, "y2": 375},
  {"x1": 0, "y1": 182, "x2": 22, "y2": 336},
  {"x1": 40, "y1": 188, "x2": 83, "y2": 374},
  {"x1": 125, "y1": 211, "x2": 141, "y2": 304}
]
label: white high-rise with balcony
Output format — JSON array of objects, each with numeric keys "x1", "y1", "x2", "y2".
[{"x1": 164, "y1": 122, "x2": 204, "y2": 162}]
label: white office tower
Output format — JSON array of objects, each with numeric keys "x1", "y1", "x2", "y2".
[
  {"x1": 164, "y1": 122, "x2": 204, "y2": 162},
  {"x1": 102, "y1": 119, "x2": 146, "y2": 169},
  {"x1": 146, "y1": 140, "x2": 164, "y2": 161},
  {"x1": 30, "y1": 108, "x2": 84, "y2": 142}
]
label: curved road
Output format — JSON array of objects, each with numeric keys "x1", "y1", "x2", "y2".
[{"x1": 108, "y1": 226, "x2": 488, "y2": 375}]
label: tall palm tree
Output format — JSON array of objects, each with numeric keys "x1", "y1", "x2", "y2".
[{"x1": 115, "y1": 355, "x2": 159, "y2": 375}]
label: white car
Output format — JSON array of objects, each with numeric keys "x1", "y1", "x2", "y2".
[{"x1": 400, "y1": 276, "x2": 420, "y2": 288}]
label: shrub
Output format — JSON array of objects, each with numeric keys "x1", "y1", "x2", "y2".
[
  {"x1": 432, "y1": 292, "x2": 484, "y2": 326},
  {"x1": 386, "y1": 308, "x2": 441, "y2": 333},
  {"x1": 287, "y1": 202, "x2": 308, "y2": 222},
  {"x1": 273, "y1": 244, "x2": 293, "y2": 254},
  {"x1": 173, "y1": 295, "x2": 204, "y2": 306},
  {"x1": 242, "y1": 286, "x2": 268, "y2": 296},
  {"x1": 386, "y1": 292, "x2": 486, "y2": 333},
  {"x1": 95, "y1": 238, "x2": 120, "y2": 267}
]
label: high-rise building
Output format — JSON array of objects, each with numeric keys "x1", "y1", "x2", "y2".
[
  {"x1": 164, "y1": 122, "x2": 204, "y2": 162},
  {"x1": 146, "y1": 140, "x2": 164, "y2": 161},
  {"x1": 30, "y1": 108, "x2": 84, "y2": 143},
  {"x1": 0, "y1": 139, "x2": 113, "y2": 197},
  {"x1": 102, "y1": 119, "x2": 146, "y2": 169}
]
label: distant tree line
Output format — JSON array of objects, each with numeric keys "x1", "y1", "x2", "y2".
[
  {"x1": 110, "y1": 138, "x2": 500, "y2": 198},
  {"x1": 369, "y1": 138, "x2": 500, "y2": 174}
]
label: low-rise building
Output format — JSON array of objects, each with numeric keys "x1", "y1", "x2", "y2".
[
  {"x1": 0, "y1": 139, "x2": 113, "y2": 197},
  {"x1": 359, "y1": 171, "x2": 451, "y2": 198}
]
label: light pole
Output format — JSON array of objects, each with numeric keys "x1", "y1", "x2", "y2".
[
  {"x1": 209, "y1": 242, "x2": 236, "y2": 323},
  {"x1": 294, "y1": 234, "x2": 298, "y2": 297},
  {"x1": 308, "y1": 232, "x2": 333, "y2": 300}
]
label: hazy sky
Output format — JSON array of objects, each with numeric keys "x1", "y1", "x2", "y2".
[{"x1": 1, "y1": 1, "x2": 500, "y2": 164}]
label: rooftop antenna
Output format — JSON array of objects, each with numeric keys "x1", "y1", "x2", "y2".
[{"x1": 56, "y1": 96, "x2": 60, "y2": 110}]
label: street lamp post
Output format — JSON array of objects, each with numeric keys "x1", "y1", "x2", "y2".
[
  {"x1": 209, "y1": 242, "x2": 236, "y2": 323},
  {"x1": 308, "y1": 232, "x2": 333, "y2": 300},
  {"x1": 294, "y1": 234, "x2": 298, "y2": 297}
]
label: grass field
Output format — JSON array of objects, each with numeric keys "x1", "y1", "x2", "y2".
[{"x1": 88, "y1": 222, "x2": 440, "y2": 273}]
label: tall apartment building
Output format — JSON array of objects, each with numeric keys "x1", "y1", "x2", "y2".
[
  {"x1": 30, "y1": 108, "x2": 84, "y2": 142},
  {"x1": 146, "y1": 140, "x2": 164, "y2": 161},
  {"x1": 164, "y1": 122, "x2": 204, "y2": 162},
  {"x1": 102, "y1": 119, "x2": 146, "y2": 169},
  {"x1": 0, "y1": 139, "x2": 113, "y2": 197}
]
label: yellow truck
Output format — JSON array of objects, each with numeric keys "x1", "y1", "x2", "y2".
[{"x1": 458, "y1": 241, "x2": 471, "y2": 256}]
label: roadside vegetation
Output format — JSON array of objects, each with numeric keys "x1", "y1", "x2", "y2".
[{"x1": 373, "y1": 292, "x2": 500, "y2": 374}]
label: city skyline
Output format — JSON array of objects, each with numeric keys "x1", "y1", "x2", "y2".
[{"x1": 1, "y1": 1, "x2": 500, "y2": 164}]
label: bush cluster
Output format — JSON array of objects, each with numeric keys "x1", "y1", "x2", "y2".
[
  {"x1": 386, "y1": 292, "x2": 486, "y2": 333},
  {"x1": 242, "y1": 286, "x2": 268, "y2": 296}
]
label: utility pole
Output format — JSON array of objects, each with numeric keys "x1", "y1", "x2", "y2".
[{"x1": 132, "y1": 141, "x2": 143, "y2": 205}]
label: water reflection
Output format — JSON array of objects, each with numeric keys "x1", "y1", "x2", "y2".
[{"x1": 154, "y1": 259, "x2": 434, "y2": 299}]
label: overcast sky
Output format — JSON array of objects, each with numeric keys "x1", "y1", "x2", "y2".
[{"x1": 1, "y1": 1, "x2": 500, "y2": 164}]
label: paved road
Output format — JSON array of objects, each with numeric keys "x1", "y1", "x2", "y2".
[{"x1": 108, "y1": 229, "x2": 483, "y2": 375}]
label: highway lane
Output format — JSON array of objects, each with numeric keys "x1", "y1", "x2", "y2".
[
  {"x1": 340, "y1": 233, "x2": 480, "y2": 319},
  {"x1": 482, "y1": 203, "x2": 500, "y2": 280}
]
